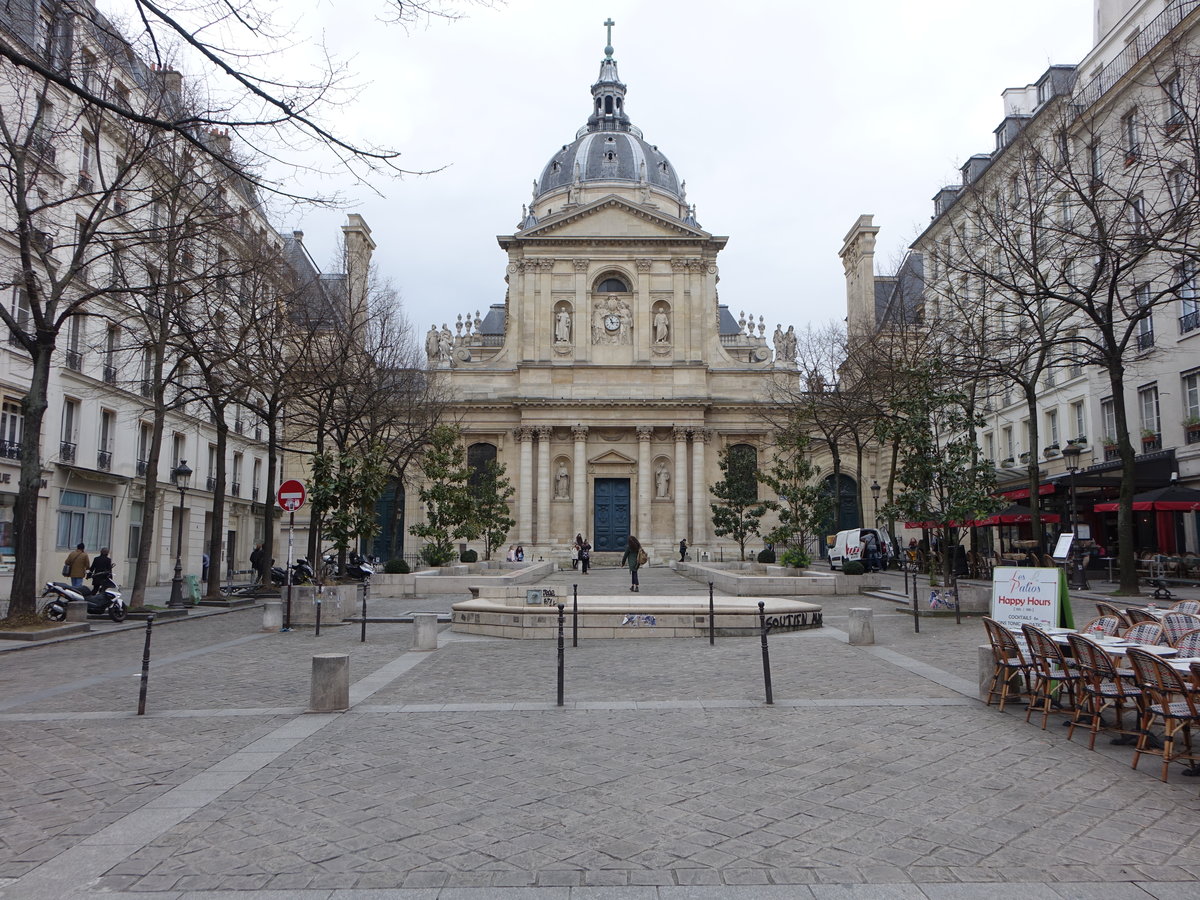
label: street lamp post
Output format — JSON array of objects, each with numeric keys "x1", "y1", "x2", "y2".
[
  {"x1": 870, "y1": 480, "x2": 881, "y2": 526},
  {"x1": 1060, "y1": 445, "x2": 1088, "y2": 589},
  {"x1": 167, "y1": 459, "x2": 192, "y2": 610}
]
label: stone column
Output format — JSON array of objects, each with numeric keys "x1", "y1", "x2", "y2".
[
  {"x1": 636, "y1": 425, "x2": 653, "y2": 541},
  {"x1": 673, "y1": 426, "x2": 689, "y2": 545},
  {"x1": 516, "y1": 427, "x2": 534, "y2": 546},
  {"x1": 635, "y1": 258, "x2": 653, "y2": 362},
  {"x1": 572, "y1": 425, "x2": 588, "y2": 539},
  {"x1": 692, "y1": 428, "x2": 710, "y2": 545},
  {"x1": 573, "y1": 259, "x2": 590, "y2": 364},
  {"x1": 536, "y1": 426, "x2": 552, "y2": 546}
]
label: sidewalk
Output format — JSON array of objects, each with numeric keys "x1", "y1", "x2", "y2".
[{"x1": 0, "y1": 566, "x2": 1197, "y2": 898}]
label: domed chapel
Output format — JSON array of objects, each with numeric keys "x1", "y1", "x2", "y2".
[{"x1": 417, "y1": 23, "x2": 800, "y2": 559}]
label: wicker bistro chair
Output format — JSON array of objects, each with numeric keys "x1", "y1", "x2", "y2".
[
  {"x1": 1066, "y1": 633, "x2": 1144, "y2": 750},
  {"x1": 1126, "y1": 607, "x2": 1161, "y2": 625},
  {"x1": 1161, "y1": 612, "x2": 1200, "y2": 646},
  {"x1": 1122, "y1": 622, "x2": 1168, "y2": 646},
  {"x1": 1171, "y1": 600, "x2": 1200, "y2": 616},
  {"x1": 1079, "y1": 615, "x2": 1122, "y2": 637},
  {"x1": 1126, "y1": 647, "x2": 1200, "y2": 782},
  {"x1": 982, "y1": 617, "x2": 1033, "y2": 711},
  {"x1": 1095, "y1": 601, "x2": 1132, "y2": 628},
  {"x1": 1173, "y1": 629, "x2": 1200, "y2": 658},
  {"x1": 1022, "y1": 623, "x2": 1082, "y2": 729}
]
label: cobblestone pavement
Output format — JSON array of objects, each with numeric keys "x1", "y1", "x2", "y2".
[{"x1": 1, "y1": 565, "x2": 1198, "y2": 899}]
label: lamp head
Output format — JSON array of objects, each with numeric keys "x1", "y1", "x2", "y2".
[
  {"x1": 1061, "y1": 445, "x2": 1082, "y2": 468},
  {"x1": 870, "y1": 480, "x2": 881, "y2": 501},
  {"x1": 172, "y1": 459, "x2": 192, "y2": 489}
]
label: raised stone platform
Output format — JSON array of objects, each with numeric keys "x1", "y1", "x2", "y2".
[
  {"x1": 451, "y1": 589, "x2": 822, "y2": 639},
  {"x1": 676, "y1": 560, "x2": 879, "y2": 596}
]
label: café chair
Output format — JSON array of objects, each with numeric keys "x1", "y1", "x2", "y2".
[
  {"x1": 1161, "y1": 612, "x2": 1200, "y2": 646},
  {"x1": 1079, "y1": 615, "x2": 1122, "y2": 637},
  {"x1": 1095, "y1": 601, "x2": 1132, "y2": 628},
  {"x1": 1173, "y1": 629, "x2": 1200, "y2": 658},
  {"x1": 982, "y1": 616, "x2": 1032, "y2": 711},
  {"x1": 1126, "y1": 607, "x2": 1160, "y2": 625},
  {"x1": 1022, "y1": 623, "x2": 1081, "y2": 730},
  {"x1": 1122, "y1": 622, "x2": 1167, "y2": 646},
  {"x1": 1066, "y1": 633, "x2": 1143, "y2": 750},
  {"x1": 1126, "y1": 647, "x2": 1200, "y2": 782},
  {"x1": 1171, "y1": 600, "x2": 1200, "y2": 616}
]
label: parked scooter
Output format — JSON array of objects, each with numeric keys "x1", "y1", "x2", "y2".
[
  {"x1": 322, "y1": 551, "x2": 375, "y2": 581},
  {"x1": 269, "y1": 558, "x2": 314, "y2": 586},
  {"x1": 41, "y1": 572, "x2": 127, "y2": 622}
]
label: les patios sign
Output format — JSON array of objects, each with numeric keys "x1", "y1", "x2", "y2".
[{"x1": 989, "y1": 566, "x2": 1074, "y2": 630}]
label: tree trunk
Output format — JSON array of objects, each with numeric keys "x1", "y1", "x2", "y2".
[
  {"x1": 1108, "y1": 363, "x2": 1140, "y2": 595},
  {"x1": 205, "y1": 417, "x2": 229, "y2": 599},
  {"x1": 130, "y1": 402, "x2": 167, "y2": 609},
  {"x1": 8, "y1": 344, "x2": 53, "y2": 619},
  {"x1": 260, "y1": 407, "x2": 280, "y2": 583},
  {"x1": 1023, "y1": 386, "x2": 1043, "y2": 549}
]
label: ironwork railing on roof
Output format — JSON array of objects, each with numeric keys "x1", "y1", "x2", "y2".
[{"x1": 1073, "y1": 0, "x2": 1200, "y2": 113}]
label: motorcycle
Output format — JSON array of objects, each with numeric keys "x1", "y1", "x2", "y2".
[
  {"x1": 322, "y1": 551, "x2": 375, "y2": 581},
  {"x1": 41, "y1": 572, "x2": 127, "y2": 623},
  {"x1": 270, "y1": 558, "x2": 314, "y2": 586}
]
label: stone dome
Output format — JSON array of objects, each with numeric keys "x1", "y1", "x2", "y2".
[{"x1": 531, "y1": 36, "x2": 684, "y2": 206}]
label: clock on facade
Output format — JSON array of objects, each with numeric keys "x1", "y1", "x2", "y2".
[{"x1": 604, "y1": 314, "x2": 621, "y2": 332}]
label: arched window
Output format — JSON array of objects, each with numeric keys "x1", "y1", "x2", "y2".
[
  {"x1": 467, "y1": 442, "x2": 497, "y2": 489},
  {"x1": 819, "y1": 473, "x2": 860, "y2": 553},
  {"x1": 597, "y1": 276, "x2": 629, "y2": 293}
]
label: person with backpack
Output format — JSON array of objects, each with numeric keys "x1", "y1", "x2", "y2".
[
  {"x1": 621, "y1": 535, "x2": 645, "y2": 592},
  {"x1": 579, "y1": 536, "x2": 591, "y2": 574}
]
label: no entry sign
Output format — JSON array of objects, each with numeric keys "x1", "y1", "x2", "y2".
[{"x1": 276, "y1": 479, "x2": 307, "y2": 512}]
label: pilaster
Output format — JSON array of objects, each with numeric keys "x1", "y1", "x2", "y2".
[
  {"x1": 673, "y1": 425, "x2": 689, "y2": 546},
  {"x1": 691, "y1": 428, "x2": 711, "y2": 545},
  {"x1": 636, "y1": 425, "x2": 653, "y2": 540},
  {"x1": 572, "y1": 425, "x2": 588, "y2": 540},
  {"x1": 535, "y1": 425, "x2": 552, "y2": 545},
  {"x1": 515, "y1": 426, "x2": 535, "y2": 545}
]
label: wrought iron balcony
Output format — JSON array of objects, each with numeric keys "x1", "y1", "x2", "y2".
[
  {"x1": 60, "y1": 441, "x2": 76, "y2": 463},
  {"x1": 1137, "y1": 330, "x2": 1155, "y2": 351},
  {"x1": 0, "y1": 440, "x2": 21, "y2": 460},
  {"x1": 103, "y1": 364, "x2": 117, "y2": 383},
  {"x1": 230, "y1": 481, "x2": 240, "y2": 497},
  {"x1": 1181, "y1": 310, "x2": 1200, "y2": 334},
  {"x1": 206, "y1": 475, "x2": 216, "y2": 491},
  {"x1": 136, "y1": 458, "x2": 148, "y2": 476},
  {"x1": 97, "y1": 450, "x2": 111, "y2": 471},
  {"x1": 65, "y1": 349, "x2": 82, "y2": 371},
  {"x1": 140, "y1": 380, "x2": 153, "y2": 398},
  {"x1": 251, "y1": 487, "x2": 259, "y2": 500}
]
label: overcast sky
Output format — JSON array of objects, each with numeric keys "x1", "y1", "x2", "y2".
[{"x1": 285, "y1": 0, "x2": 1097, "y2": 339}]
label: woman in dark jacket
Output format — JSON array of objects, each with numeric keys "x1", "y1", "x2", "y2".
[{"x1": 620, "y1": 535, "x2": 643, "y2": 592}]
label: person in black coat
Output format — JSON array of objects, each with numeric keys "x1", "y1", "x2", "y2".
[{"x1": 88, "y1": 547, "x2": 114, "y2": 592}]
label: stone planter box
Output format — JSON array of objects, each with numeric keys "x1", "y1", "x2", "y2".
[{"x1": 284, "y1": 585, "x2": 360, "y2": 625}]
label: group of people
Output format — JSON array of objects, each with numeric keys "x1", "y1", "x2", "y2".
[
  {"x1": 570, "y1": 534, "x2": 591, "y2": 573},
  {"x1": 61, "y1": 543, "x2": 113, "y2": 592},
  {"x1": 505, "y1": 545, "x2": 525, "y2": 562}
]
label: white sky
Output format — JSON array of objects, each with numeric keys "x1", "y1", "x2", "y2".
[{"x1": 281, "y1": 0, "x2": 1097, "y2": 337}]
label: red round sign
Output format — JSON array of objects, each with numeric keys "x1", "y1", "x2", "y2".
[{"x1": 276, "y1": 479, "x2": 307, "y2": 512}]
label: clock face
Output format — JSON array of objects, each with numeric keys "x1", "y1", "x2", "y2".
[{"x1": 604, "y1": 314, "x2": 621, "y2": 331}]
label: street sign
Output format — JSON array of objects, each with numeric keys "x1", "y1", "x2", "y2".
[{"x1": 276, "y1": 479, "x2": 307, "y2": 512}]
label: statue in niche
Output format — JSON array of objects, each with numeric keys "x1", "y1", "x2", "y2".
[
  {"x1": 555, "y1": 462, "x2": 570, "y2": 499},
  {"x1": 655, "y1": 462, "x2": 670, "y2": 499},
  {"x1": 555, "y1": 307, "x2": 572, "y2": 343},
  {"x1": 653, "y1": 307, "x2": 670, "y2": 344}
]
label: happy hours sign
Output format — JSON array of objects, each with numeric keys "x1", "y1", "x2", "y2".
[{"x1": 990, "y1": 566, "x2": 1062, "y2": 630}]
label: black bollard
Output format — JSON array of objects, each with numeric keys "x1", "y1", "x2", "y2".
[
  {"x1": 315, "y1": 591, "x2": 322, "y2": 637},
  {"x1": 136, "y1": 614, "x2": 154, "y2": 716},
  {"x1": 953, "y1": 583, "x2": 961, "y2": 626},
  {"x1": 360, "y1": 579, "x2": 368, "y2": 643},
  {"x1": 911, "y1": 566, "x2": 920, "y2": 633},
  {"x1": 556, "y1": 603, "x2": 565, "y2": 707},
  {"x1": 572, "y1": 583, "x2": 578, "y2": 648},
  {"x1": 904, "y1": 557, "x2": 910, "y2": 595},
  {"x1": 758, "y1": 601, "x2": 773, "y2": 705},
  {"x1": 700, "y1": 585, "x2": 710, "y2": 648}
]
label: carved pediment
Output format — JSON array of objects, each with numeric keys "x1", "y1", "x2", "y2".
[
  {"x1": 518, "y1": 196, "x2": 708, "y2": 241},
  {"x1": 588, "y1": 448, "x2": 637, "y2": 467}
]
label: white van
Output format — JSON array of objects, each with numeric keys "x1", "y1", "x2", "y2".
[{"x1": 827, "y1": 528, "x2": 893, "y2": 571}]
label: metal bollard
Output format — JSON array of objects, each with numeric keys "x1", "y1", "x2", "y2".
[
  {"x1": 556, "y1": 603, "x2": 565, "y2": 707},
  {"x1": 911, "y1": 567, "x2": 920, "y2": 633},
  {"x1": 136, "y1": 614, "x2": 154, "y2": 716},
  {"x1": 572, "y1": 583, "x2": 578, "y2": 648},
  {"x1": 708, "y1": 582, "x2": 715, "y2": 646},
  {"x1": 758, "y1": 601, "x2": 773, "y2": 705},
  {"x1": 314, "y1": 590, "x2": 322, "y2": 637},
  {"x1": 360, "y1": 579, "x2": 368, "y2": 643}
]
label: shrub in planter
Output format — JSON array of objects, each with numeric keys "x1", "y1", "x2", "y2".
[
  {"x1": 842, "y1": 560, "x2": 865, "y2": 575},
  {"x1": 460, "y1": 549, "x2": 478, "y2": 563},
  {"x1": 420, "y1": 544, "x2": 456, "y2": 567},
  {"x1": 383, "y1": 558, "x2": 409, "y2": 574},
  {"x1": 780, "y1": 547, "x2": 810, "y2": 569},
  {"x1": 757, "y1": 548, "x2": 777, "y2": 564}
]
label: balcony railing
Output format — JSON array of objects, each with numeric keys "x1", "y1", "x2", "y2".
[
  {"x1": 234, "y1": 418, "x2": 244, "y2": 435},
  {"x1": 254, "y1": 426, "x2": 262, "y2": 441},
  {"x1": 1182, "y1": 310, "x2": 1200, "y2": 334},
  {"x1": 97, "y1": 450, "x2": 111, "y2": 471},
  {"x1": 206, "y1": 475, "x2": 216, "y2": 491},
  {"x1": 65, "y1": 349, "x2": 82, "y2": 371},
  {"x1": 1137, "y1": 330, "x2": 1155, "y2": 351},
  {"x1": 230, "y1": 481, "x2": 240, "y2": 497},
  {"x1": 140, "y1": 380, "x2": 153, "y2": 398},
  {"x1": 1073, "y1": 1, "x2": 1200, "y2": 113},
  {"x1": 1141, "y1": 434, "x2": 1163, "y2": 453},
  {"x1": 103, "y1": 364, "x2": 116, "y2": 383},
  {"x1": 60, "y1": 440, "x2": 76, "y2": 463},
  {"x1": 136, "y1": 458, "x2": 148, "y2": 476},
  {"x1": 251, "y1": 487, "x2": 259, "y2": 500},
  {"x1": 29, "y1": 134, "x2": 55, "y2": 164},
  {"x1": 0, "y1": 440, "x2": 21, "y2": 460}
]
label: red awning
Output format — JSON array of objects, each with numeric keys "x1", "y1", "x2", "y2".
[{"x1": 998, "y1": 483, "x2": 1057, "y2": 501}]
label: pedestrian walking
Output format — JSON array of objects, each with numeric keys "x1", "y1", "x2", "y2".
[
  {"x1": 572, "y1": 533, "x2": 583, "y2": 569},
  {"x1": 621, "y1": 535, "x2": 645, "y2": 592},
  {"x1": 579, "y1": 537, "x2": 591, "y2": 574},
  {"x1": 87, "y1": 547, "x2": 113, "y2": 592},
  {"x1": 250, "y1": 543, "x2": 264, "y2": 584},
  {"x1": 679, "y1": 538, "x2": 688, "y2": 562},
  {"x1": 63, "y1": 543, "x2": 89, "y2": 588}
]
